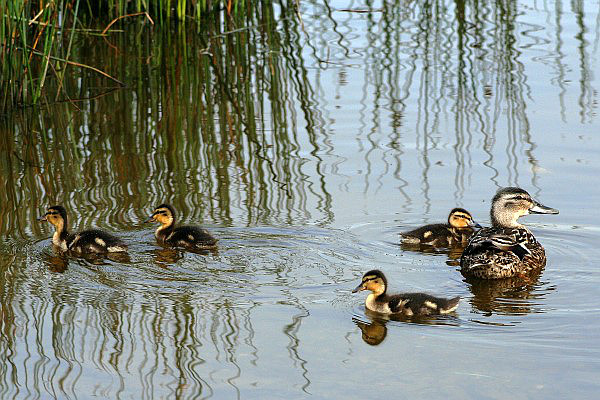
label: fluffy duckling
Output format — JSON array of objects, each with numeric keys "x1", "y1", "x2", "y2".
[
  {"x1": 146, "y1": 204, "x2": 218, "y2": 249},
  {"x1": 460, "y1": 187, "x2": 559, "y2": 279},
  {"x1": 401, "y1": 207, "x2": 481, "y2": 247},
  {"x1": 38, "y1": 205, "x2": 127, "y2": 254},
  {"x1": 352, "y1": 270, "x2": 460, "y2": 316}
]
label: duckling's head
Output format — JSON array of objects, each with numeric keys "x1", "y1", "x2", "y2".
[
  {"x1": 448, "y1": 208, "x2": 481, "y2": 229},
  {"x1": 146, "y1": 204, "x2": 176, "y2": 227},
  {"x1": 490, "y1": 187, "x2": 559, "y2": 228},
  {"x1": 352, "y1": 270, "x2": 387, "y2": 296},
  {"x1": 38, "y1": 205, "x2": 68, "y2": 230}
]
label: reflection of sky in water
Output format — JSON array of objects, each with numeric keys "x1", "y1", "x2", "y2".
[{"x1": 1, "y1": 1, "x2": 600, "y2": 399}]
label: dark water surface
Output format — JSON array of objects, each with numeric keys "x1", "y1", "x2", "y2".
[{"x1": 1, "y1": 1, "x2": 600, "y2": 399}]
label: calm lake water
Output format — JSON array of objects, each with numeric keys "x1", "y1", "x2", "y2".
[{"x1": 1, "y1": 1, "x2": 600, "y2": 398}]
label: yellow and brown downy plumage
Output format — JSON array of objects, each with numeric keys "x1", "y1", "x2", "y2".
[
  {"x1": 146, "y1": 204, "x2": 217, "y2": 250},
  {"x1": 38, "y1": 205, "x2": 127, "y2": 254},
  {"x1": 460, "y1": 187, "x2": 559, "y2": 279},
  {"x1": 352, "y1": 270, "x2": 460, "y2": 316},
  {"x1": 401, "y1": 208, "x2": 481, "y2": 248}
]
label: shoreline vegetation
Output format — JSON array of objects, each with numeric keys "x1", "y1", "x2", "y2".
[{"x1": 1, "y1": 0, "x2": 301, "y2": 114}]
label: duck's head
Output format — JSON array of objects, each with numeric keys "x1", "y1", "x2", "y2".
[
  {"x1": 490, "y1": 187, "x2": 559, "y2": 228},
  {"x1": 352, "y1": 270, "x2": 387, "y2": 296},
  {"x1": 38, "y1": 205, "x2": 68, "y2": 229},
  {"x1": 146, "y1": 204, "x2": 175, "y2": 226},
  {"x1": 448, "y1": 208, "x2": 481, "y2": 229}
]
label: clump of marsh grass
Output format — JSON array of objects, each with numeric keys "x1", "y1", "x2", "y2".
[{"x1": 0, "y1": 0, "x2": 273, "y2": 114}]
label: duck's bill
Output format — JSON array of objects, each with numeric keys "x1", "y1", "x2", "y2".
[
  {"x1": 37, "y1": 215, "x2": 48, "y2": 221},
  {"x1": 469, "y1": 220, "x2": 483, "y2": 229},
  {"x1": 352, "y1": 284, "x2": 365, "y2": 293},
  {"x1": 144, "y1": 215, "x2": 156, "y2": 223},
  {"x1": 530, "y1": 202, "x2": 559, "y2": 214}
]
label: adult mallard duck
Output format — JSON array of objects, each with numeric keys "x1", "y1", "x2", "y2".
[
  {"x1": 146, "y1": 203, "x2": 218, "y2": 250},
  {"x1": 38, "y1": 205, "x2": 127, "y2": 254},
  {"x1": 460, "y1": 187, "x2": 558, "y2": 279},
  {"x1": 401, "y1": 207, "x2": 481, "y2": 248},
  {"x1": 352, "y1": 270, "x2": 460, "y2": 316}
]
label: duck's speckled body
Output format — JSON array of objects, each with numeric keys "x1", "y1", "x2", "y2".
[
  {"x1": 460, "y1": 187, "x2": 558, "y2": 279},
  {"x1": 146, "y1": 204, "x2": 217, "y2": 250},
  {"x1": 352, "y1": 270, "x2": 460, "y2": 316},
  {"x1": 402, "y1": 208, "x2": 481, "y2": 248},
  {"x1": 39, "y1": 205, "x2": 127, "y2": 254}
]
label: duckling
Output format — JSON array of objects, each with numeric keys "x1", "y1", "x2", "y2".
[
  {"x1": 38, "y1": 205, "x2": 127, "y2": 254},
  {"x1": 352, "y1": 270, "x2": 460, "y2": 316},
  {"x1": 401, "y1": 207, "x2": 481, "y2": 247},
  {"x1": 146, "y1": 204, "x2": 218, "y2": 249},
  {"x1": 460, "y1": 187, "x2": 559, "y2": 279}
]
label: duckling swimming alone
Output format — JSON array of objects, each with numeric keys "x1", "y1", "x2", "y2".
[
  {"x1": 401, "y1": 207, "x2": 481, "y2": 247},
  {"x1": 352, "y1": 270, "x2": 460, "y2": 316},
  {"x1": 146, "y1": 204, "x2": 218, "y2": 249},
  {"x1": 460, "y1": 187, "x2": 559, "y2": 279},
  {"x1": 38, "y1": 205, "x2": 127, "y2": 254}
]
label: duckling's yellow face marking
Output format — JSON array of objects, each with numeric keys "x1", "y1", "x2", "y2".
[
  {"x1": 39, "y1": 208, "x2": 65, "y2": 229},
  {"x1": 353, "y1": 273, "x2": 386, "y2": 296},
  {"x1": 448, "y1": 210, "x2": 475, "y2": 229},
  {"x1": 149, "y1": 207, "x2": 174, "y2": 226}
]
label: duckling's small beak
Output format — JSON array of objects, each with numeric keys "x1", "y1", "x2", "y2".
[
  {"x1": 37, "y1": 214, "x2": 48, "y2": 222},
  {"x1": 529, "y1": 202, "x2": 559, "y2": 215},
  {"x1": 469, "y1": 220, "x2": 482, "y2": 229},
  {"x1": 144, "y1": 215, "x2": 156, "y2": 223},
  {"x1": 352, "y1": 283, "x2": 365, "y2": 293}
]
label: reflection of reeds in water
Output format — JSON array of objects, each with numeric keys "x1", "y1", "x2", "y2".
[
  {"x1": 303, "y1": 1, "x2": 597, "y2": 204},
  {"x1": 0, "y1": 4, "x2": 331, "y2": 238},
  {"x1": 0, "y1": 282, "x2": 249, "y2": 397},
  {"x1": 0, "y1": 242, "x2": 329, "y2": 397}
]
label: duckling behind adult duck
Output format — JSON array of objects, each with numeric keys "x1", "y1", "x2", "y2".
[
  {"x1": 38, "y1": 205, "x2": 127, "y2": 254},
  {"x1": 402, "y1": 207, "x2": 481, "y2": 247},
  {"x1": 146, "y1": 204, "x2": 217, "y2": 249},
  {"x1": 460, "y1": 187, "x2": 558, "y2": 279},
  {"x1": 352, "y1": 270, "x2": 460, "y2": 316}
]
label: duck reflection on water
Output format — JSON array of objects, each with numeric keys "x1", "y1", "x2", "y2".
[
  {"x1": 353, "y1": 309, "x2": 461, "y2": 346},
  {"x1": 353, "y1": 312, "x2": 388, "y2": 346},
  {"x1": 151, "y1": 247, "x2": 184, "y2": 267},
  {"x1": 464, "y1": 272, "x2": 548, "y2": 316},
  {"x1": 43, "y1": 252, "x2": 70, "y2": 273}
]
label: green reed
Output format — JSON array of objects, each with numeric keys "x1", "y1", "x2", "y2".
[{"x1": 0, "y1": 0, "x2": 275, "y2": 114}]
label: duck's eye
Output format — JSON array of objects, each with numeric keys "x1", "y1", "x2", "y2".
[{"x1": 510, "y1": 196, "x2": 529, "y2": 201}]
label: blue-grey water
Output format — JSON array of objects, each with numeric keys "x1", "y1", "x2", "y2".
[{"x1": 1, "y1": 1, "x2": 599, "y2": 399}]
